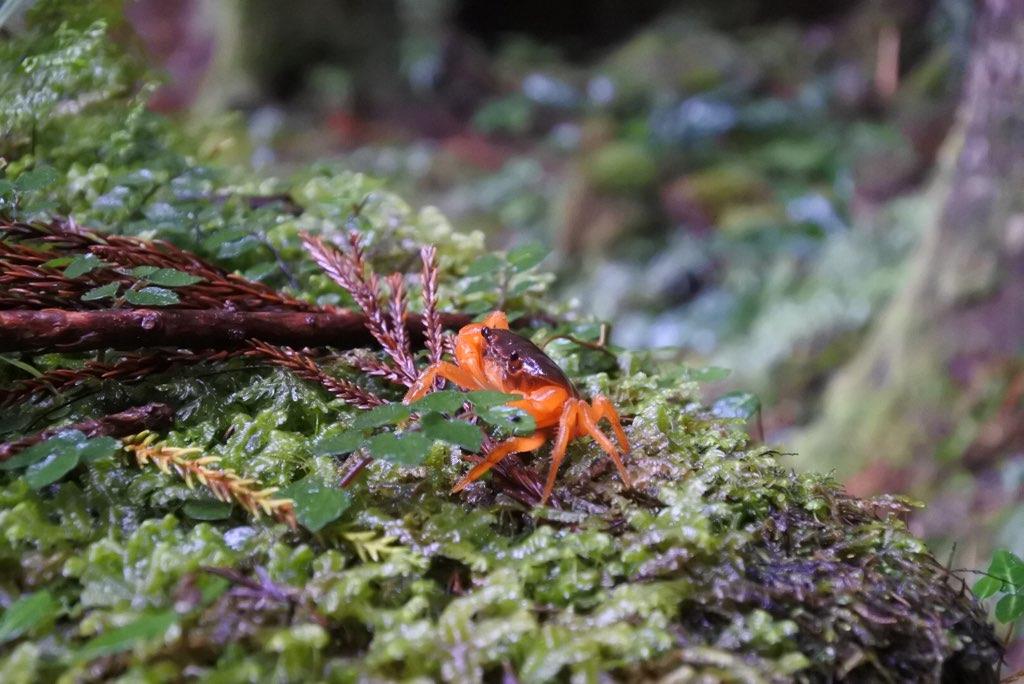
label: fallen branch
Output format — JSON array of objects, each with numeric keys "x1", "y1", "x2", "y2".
[{"x1": 0, "y1": 309, "x2": 473, "y2": 353}]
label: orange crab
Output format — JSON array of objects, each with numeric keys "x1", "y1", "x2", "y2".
[{"x1": 403, "y1": 311, "x2": 631, "y2": 505}]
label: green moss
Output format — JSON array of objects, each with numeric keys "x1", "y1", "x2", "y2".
[{"x1": 0, "y1": 9, "x2": 1000, "y2": 682}]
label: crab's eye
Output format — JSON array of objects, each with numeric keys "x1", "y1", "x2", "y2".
[
  {"x1": 480, "y1": 327, "x2": 492, "y2": 339},
  {"x1": 509, "y1": 351, "x2": 520, "y2": 361}
]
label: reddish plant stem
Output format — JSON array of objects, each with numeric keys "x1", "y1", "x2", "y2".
[
  {"x1": 0, "y1": 403, "x2": 175, "y2": 462},
  {"x1": 0, "y1": 350, "x2": 243, "y2": 407},
  {"x1": 0, "y1": 309, "x2": 472, "y2": 353}
]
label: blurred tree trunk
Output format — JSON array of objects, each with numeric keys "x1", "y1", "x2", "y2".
[{"x1": 797, "y1": 0, "x2": 1024, "y2": 493}]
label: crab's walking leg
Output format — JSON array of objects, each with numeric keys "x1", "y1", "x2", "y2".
[
  {"x1": 579, "y1": 403, "x2": 632, "y2": 488},
  {"x1": 590, "y1": 394, "x2": 630, "y2": 455},
  {"x1": 404, "y1": 362, "x2": 481, "y2": 403},
  {"x1": 541, "y1": 400, "x2": 579, "y2": 506},
  {"x1": 451, "y1": 433, "x2": 547, "y2": 493}
]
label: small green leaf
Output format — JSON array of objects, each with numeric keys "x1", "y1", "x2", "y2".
[
  {"x1": 507, "y1": 243, "x2": 547, "y2": 272},
  {"x1": 420, "y1": 413, "x2": 484, "y2": 451},
  {"x1": 183, "y1": 499, "x2": 233, "y2": 521},
  {"x1": 78, "y1": 436, "x2": 120, "y2": 463},
  {"x1": 466, "y1": 390, "x2": 523, "y2": 407},
  {"x1": 279, "y1": 475, "x2": 351, "y2": 532},
  {"x1": 712, "y1": 391, "x2": 761, "y2": 420},
  {"x1": 0, "y1": 591, "x2": 56, "y2": 643},
  {"x1": 1, "y1": 438, "x2": 65, "y2": 471},
  {"x1": 477, "y1": 405, "x2": 536, "y2": 437},
  {"x1": 996, "y1": 593, "x2": 1024, "y2": 623},
  {"x1": 124, "y1": 286, "x2": 180, "y2": 306},
  {"x1": 75, "y1": 611, "x2": 177, "y2": 663},
  {"x1": 81, "y1": 282, "x2": 121, "y2": 302},
  {"x1": 352, "y1": 403, "x2": 411, "y2": 429},
  {"x1": 134, "y1": 267, "x2": 203, "y2": 287},
  {"x1": 130, "y1": 266, "x2": 159, "y2": 277},
  {"x1": 25, "y1": 449, "x2": 80, "y2": 488},
  {"x1": 13, "y1": 166, "x2": 58, "y2": 191},
  {"x1": 0, "y1": 430, "x2": 117, "y2": 471},
  {"x1": 313, "y1": 427, "x2": 366, "y2": 456},
  {"x1": 974, "y1": 575, "x2": 1003, "y2": 599},
  {"x1": 466, "y1": 254, "x2": 504, "y2": 277},
  {"x1": 411, "y1": 390, "x2": 468, "y2": 413},
  {"x1": 988, "y1": 549, "x2": 1024, "y2": 582},
  {"x1": 64, "y1": 253, "x2": 108, "y2": 278},
  {"x1": 367, "y1": 432, "x2": 432, "y2": 465}
]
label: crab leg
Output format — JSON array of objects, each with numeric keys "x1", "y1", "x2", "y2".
[
  {"x1": 578, "y1": 403, "x2": 632, "y2": 488},
  {"x1": 404, "y1": 362, "x2": 482, "y2": 403},
  {"x1": 451, "y1": 433, "x2": 547, "y2": 493},
  {"x1": 590, "y1": 394, "x2": 631, "y2": 454},
  {"x1": 541, "y1": 399, "x2": 579, "y2": 506}
]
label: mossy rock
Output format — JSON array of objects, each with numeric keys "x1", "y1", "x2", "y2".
[{"x1": 0, "y1": 9, "x2": 1002, "y2": 683}]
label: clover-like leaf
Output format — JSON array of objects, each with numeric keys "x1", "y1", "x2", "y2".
[
  {"x1": 133, "y1": 267, "x2": 203, "y2": 287},
  {"x1": 411, "y1": 390, "x2": 467, "y2": 414},
  {"x1": 124, "y1": 286, "x2": 180, "y2": 306},
  {"x1": 476, "y1": 404, "x2": 536, "y2": 437},
  {"x1": 313, "y1": 427, "x2": 366, "y2": 456},
  {"x1": 352, "y1": 403, "x2": 411, "y2": 429},
  {"x1": 81, "y1": 282, "x2": 120, "y2": 302},
  {"x1": 507, "y1": 243, "x2": 547, "y2": 272},
  {"x1": 996, "y1": 593, "x2": 1024, "y2": 624},
  {"x1": 64, "y1": 253, "x2": 109, "y2": 278},
  {"x1": 366, "y1": 432, "x2": 432, "y2": 465},
  {"x1": 280, "y1": 475, "x2": 351, "y2": 532},
  {"x1": 0, "y1": 431, "x2": 118, "y2": 472},
  {"x1": 420, "y1": 412, "x2": 484, "y2": 452}
]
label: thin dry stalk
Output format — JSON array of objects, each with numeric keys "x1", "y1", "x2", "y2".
[
  {"x1": 123, "y1": 431, "x2": 297, "y2": 529},
  {"x1": 246, "y1": 340, "x2": 384, "y2": 408}
]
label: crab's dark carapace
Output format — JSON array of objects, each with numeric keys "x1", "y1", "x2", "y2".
[{"x1": 404, "y1": 311, "x2": 630, "y2": 505}]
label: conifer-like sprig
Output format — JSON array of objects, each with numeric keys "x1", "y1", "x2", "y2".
[
  {"x1": 123, "y1": 431, "x2": 297, "y2": 529},
  {"x1": 419, "y1": 245, "x2": 445, "y2": 366},
  {"x1": 246, "y1": 339, "x2": 385, "y2": 408},
  {"x1": 301, "y1": 231, "x2": 419, "y2": 385},
  {"x1": 1, "y1": 218, "x2": 314, "y2": 311},
  {"x1": 0, "y1": 350, "x2": 241, "y2": 407}
]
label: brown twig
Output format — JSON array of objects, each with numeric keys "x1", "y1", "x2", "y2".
[
  {"x1": 0, "y1": 403, "x2": 175, "y2": 462},
  {"x1": 246, "y1": 340, "x2": 384, "y2": 409},
  {"x1": 123, "y1": 431, "x2": 297, "y2": 529},
  {"x1": 0, "y1": 309, "x2": 472, "y2": 353},
  {"x1": 0, "y1": 350, "x2": 242, "y2": 406}
]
